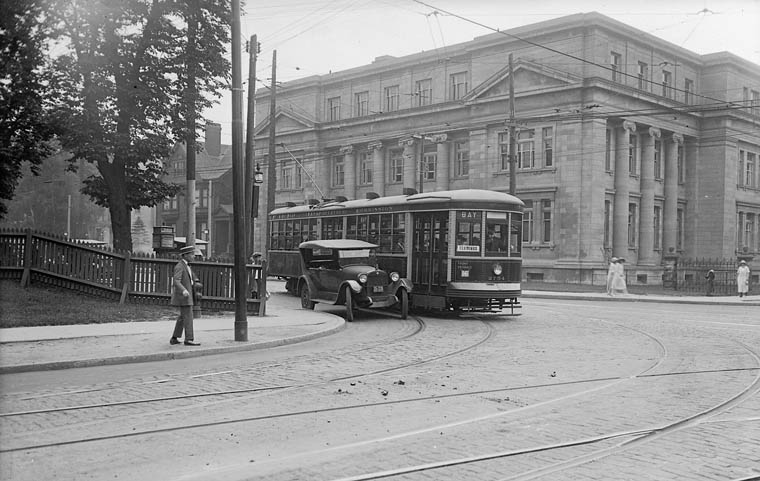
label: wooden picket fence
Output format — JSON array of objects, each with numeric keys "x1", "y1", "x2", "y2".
[{"x1": 0, "y1": 229, "x2": 267, "y2": 315}]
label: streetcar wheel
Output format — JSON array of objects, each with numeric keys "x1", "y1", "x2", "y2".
[
  {"x1": 398, "y1": 289, "x2": 409, "y2": 320},
  {"x1": 345, "y1": 288, "x2": 355, "y2": 322},
  {"x1": 300, "y1": 283, "x2": 315, "y2": 310}
]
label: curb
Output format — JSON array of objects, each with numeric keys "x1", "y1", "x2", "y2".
[
  {"x1": 523, "y1": 292, "x2": 760, "y2": 306},
  {"x1": 0, "y1": 318, "x2": 346, "y2": 375}
]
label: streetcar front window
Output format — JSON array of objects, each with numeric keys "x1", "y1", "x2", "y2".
[
  {"x1": 485, "y1": 212, "x2": 509, "y2": 256},
  {"x1": 455, "y1": 210, "x2": 482, "y2": 256},
  {"x1": 510, "y1": 213, "x2": 522, "y2": 257}
]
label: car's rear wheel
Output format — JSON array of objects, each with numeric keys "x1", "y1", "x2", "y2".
[
  {"x1": 300, "y1": 283, "x2": 315, "y2": 310},
  {"x1": 398, "y1": 289, "x2": 409, "y2": 320},
  {"x1": 345, "y1": 287, "x2": 355, "y2": 322}
]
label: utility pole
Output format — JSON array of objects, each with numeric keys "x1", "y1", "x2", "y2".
[
  {"x1": 185, "y1": 0, "x2": 199, "y2": 251},
  {"x1": 508, "y1": 53, "x2": 517, "y2": 195},
  {"x1": 231, "y1": 0, "x2": 248, "y2": 341},
  {"x1": 266, "y1": 50, "x2": 277, "y2": 257},
  {"x1": 245, "y1": 34, "x2": 259, "y2": 255}
]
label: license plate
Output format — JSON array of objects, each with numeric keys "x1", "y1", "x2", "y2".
[{"x1": 372, "y1": 286, "x2": 384, "y2": 293}]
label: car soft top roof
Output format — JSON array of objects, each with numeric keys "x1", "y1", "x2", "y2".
[{"x1": 299, "y1": 239, "x2": 379, "y2": 250}]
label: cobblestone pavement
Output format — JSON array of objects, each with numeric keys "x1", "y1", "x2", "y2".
[{"x1": 0, "y1": 296, "x2": 757, "y2": 481}]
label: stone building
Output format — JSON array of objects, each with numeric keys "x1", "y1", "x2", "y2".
[{"x1": 246, "y1": 12, "x2": 760, "y2": 284}]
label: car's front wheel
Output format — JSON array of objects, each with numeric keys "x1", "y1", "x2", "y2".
[
  {"x1": 398, "y1": 289, "x2": 409, "y2": 320},
  {"x1": 345, "y1": 287, "x2": 355, "y2": 322},
  {"x1": 300, "y1": 283, "x2": 315, "y2": 310}
]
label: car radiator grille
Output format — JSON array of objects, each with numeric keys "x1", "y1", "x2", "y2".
[{"x1": 366, "y1": 271, "x2": 388, "y2": 286}]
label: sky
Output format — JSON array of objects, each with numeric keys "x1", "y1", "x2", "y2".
[{"x1": 205, "y1": 0, "x2": 760, "y2": 143}]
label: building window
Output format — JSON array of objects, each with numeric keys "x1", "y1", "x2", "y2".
[
  {"x1": 518, "y1": 129, "x2": 535, "y2": 169},
  {"x1": 746, "y1": 152, "x2": 756, "y2": 187},
  {"x1": 677, "y1": 207, "x2": 684, "y2": 251},
  {"x1": 415, "y1": 78, "x2": 432, "y2": 106},
  {"x1": 677, "y1": 143, "x2": 685, "y2": 184},
  {"x1": 355, "y1": 91, "x2": 369, "y2": 117},
  {"x1": 654, "y1": 205, "x2": 662, "y2": 250},
  {"x1": 541, "y1": 199, "x2": 552, "y2": 243},
  {"x1": 739, "y1": 151, "x2": 745, "y2": 187},
  {"x1": 454, "y1": 140, "x2": 469, "y2": 177},
  {"x1": 654, "y1": 139, "x2": 662, "y2": 179},
  {"x1": 327, "y1": 96, "x2": 341, "y2": 121},
  {"x1": 384, "y1": 85, "x2": 399, "y2": 112},
  {"x1": 752, "y1": 90, "x2": 760, "y2": 116},
  {"x1": 359, "y1": 151, "x2": 372, "y2": 185},
  {"x1": 450, "y1": 72, "x2": 468, "y2": 100},
  {"x1": 604, "y1": 200, "x2": 612, "y2": 248},
  {"x1": 542, "y1": 127, "x2": 553, "y2": 167},
  {"x1": 280, "y1": 164, "x2": 293, "y2": 190},
  {"x1": 684, "y1": 78, "x2": 694, "y2": 104},
  {"x1": 163, "y1": 196, "x2": 178, "y2": 210},
  {"x1": 499, "y1": 132, "x2": 510, "y2": 170},
  {"x1": 389, "y1": 148, "x2": 403, "y2": 183},
  {"x1": 422, "y1": 143, "x2": 437, "y2": 181},
  {"x1": 628, "y1": 133, "x2": 638, "y2": 175},
  {"x1": 661, "y1": 70, "x2": 672, "y2": 98},
  {"x1": 628, "y1": 203, "x2": 637, "y2": 248},
  {"x1": 522, "y1": 200, "x2": 534, "y2": 243},
  {"x1": 332, "y1": 154, "x2": 344, "y2": 186},
  {"x1": 637, "y1": 61, "x2": 648, "y2": 90},
  {"x1": 744, "y1": 214, "x2": 755, "y2": 251},
  {"x1": 196, "y1": 186, "x2": 209, "y2": 209},
  {"x1": 610, "y1": 52, "x2": 622, "y2": 82},
  {"x1": 605, "y1": 129, "x2": 612, "y2": 172}
]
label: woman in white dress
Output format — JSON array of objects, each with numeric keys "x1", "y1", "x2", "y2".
[{"x1": 737, "y1": 260, "x2": 750, "y2": 298}]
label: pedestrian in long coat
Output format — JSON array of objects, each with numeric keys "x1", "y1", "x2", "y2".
[
  {"x1": 606, "y1": 257, "x2": 618, "y2": 295},
  {"x1": 610, "y1": 258, "x2": 628, "y2": 295},
  {"x1": 737, "y1": 260, "x2": 750, "y2": 298},
  {"x1": 170, "y1": 246, "x2": 201, "y2": 346},
  {"x1": 705, "y1": 269, "x2": 715, "y2": 296}
]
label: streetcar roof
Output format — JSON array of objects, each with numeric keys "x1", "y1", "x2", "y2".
[
  {"x1": 299, "y1": 239, "x2": 379, "y2": 250},
  {"x1": 269, "y1": 189, "x2": 523, "y2": 216}
]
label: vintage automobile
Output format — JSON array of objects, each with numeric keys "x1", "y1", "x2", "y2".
[{"x1": 297, "y1": 239, "x2": 412, "y2": 321}]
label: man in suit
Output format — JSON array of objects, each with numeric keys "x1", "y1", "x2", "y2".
[{"x1": 170, "y1": 246, "x2": 200, "y2": 346}]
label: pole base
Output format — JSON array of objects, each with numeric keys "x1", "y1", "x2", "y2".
[{"x1": 234, "y1": 321, "x2": 248, "y2": 341}]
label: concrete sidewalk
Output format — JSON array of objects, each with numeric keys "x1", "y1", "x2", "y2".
[
  {"x1": 0, "y1": 285, "x2": 756, "y2": 374},
  {"x1": 0, "y1": 290, "x2": 345, "y2": 374}
]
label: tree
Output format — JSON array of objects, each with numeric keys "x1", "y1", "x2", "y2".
[
  {"x1": 45, "y1": 0, "x2": 230, "y2": 251},
  {"x1": 0, "y1": 0, "x2": 58, "y2": 218}
]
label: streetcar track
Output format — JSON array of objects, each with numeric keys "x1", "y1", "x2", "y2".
[{"x1": 4, "y1": 364, "x2": 757, "y2": 454}]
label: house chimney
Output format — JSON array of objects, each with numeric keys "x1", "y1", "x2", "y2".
[{"x1": 204, "y1": 122, "x2": 222, "y2": 156}]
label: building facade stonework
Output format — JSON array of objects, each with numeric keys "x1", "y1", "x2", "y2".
[{"x1": 160, "y1": 12, "x2": 760, "y2": 283}]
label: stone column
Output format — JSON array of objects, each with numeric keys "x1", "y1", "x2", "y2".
[
  {"x1": 341, "y1": 145, "x2": 356, "y2": 199},
  {"x1": 613, "y1": 120, "x2": 636, "y2": 258},
  {"x1": 368, "y1": 141, "x2": 385, "y2": 196},
  {"x1": 432, "y1": 134, "x2": 449, "y2": 191},
  {"x1": 663, "y1": 133, "x2": 682, "y2": 254},
  {"x1": 400, "y1": 137, "x2": 417, "y2": 191},
  {"x1": 638, "y1": 127, "x2": 659, "y2": 265}
]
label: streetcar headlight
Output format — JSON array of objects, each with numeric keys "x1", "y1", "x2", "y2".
[
  {"x1": 390, "y1": 272, "x2": 400, "y2": 282},
  {"x1": 358, "y1": 273, "x2": 368, "y2": 284},
  {"x1": 492, "y1": 263, "x2": 503, "y2": 276}
]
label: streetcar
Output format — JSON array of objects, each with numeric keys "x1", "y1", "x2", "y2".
[{"x1": 267, "y1": 188, "x2": 524, "y2": 314}]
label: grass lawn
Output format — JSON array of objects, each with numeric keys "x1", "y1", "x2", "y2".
[{"x1": 0, "y1": 280, "x2": 178, "y2": 328}]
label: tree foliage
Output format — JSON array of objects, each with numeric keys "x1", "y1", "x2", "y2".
[
  {"x1": 0, "y1": 0, "x2": 58, "y2": 218},
  {"x1": 44, "y1": 0, "x2": 231, "y2": 250}
]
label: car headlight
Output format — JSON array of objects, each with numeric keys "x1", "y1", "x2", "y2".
[
  {"x1": 358, "y1": 273, "x2": 368, "y2": 284},
  {"x1": 492, "y1": 263, "x2": 503, "y2": 276},
  {"x1": 390, "y1": 272, "x2": 400, "y2": 282}
]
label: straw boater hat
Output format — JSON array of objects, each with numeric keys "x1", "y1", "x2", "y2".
[
  {"x1": 618, "y1": 258, "x2": 626, "y2": 263},
  {"x1": 611, "y1": 257, "x2": 619, "y2": 262},
  {"x1": 740, "y1": 260, "x2": 747, "y2": 264},
  {"x1": 179, "y1": 246, "x2": 195, "y2": 255}
]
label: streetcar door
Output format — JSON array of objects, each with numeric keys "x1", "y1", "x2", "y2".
[{"x1": 411, "y1": 212, "x2": 449, "y2": 298}]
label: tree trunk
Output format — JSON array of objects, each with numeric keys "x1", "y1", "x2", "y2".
[{"x1": 100, "y1": 159, "x2": 133, "y2": 252}]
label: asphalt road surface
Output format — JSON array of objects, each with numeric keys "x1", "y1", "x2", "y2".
[{"x1": 1, "y1": 297, "x2": 758, "y2": 481}]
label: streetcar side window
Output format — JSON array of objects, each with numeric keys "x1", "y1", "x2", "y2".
[
  {"x1": 322, "y1": 217, "x2": 343, "y2": 239},
  {"x1": 510, "y1": 213, "x2": 522, "y2": 257},
  {"x1": 392, "y1": 213, "x2": 405, "y2": 253}
]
